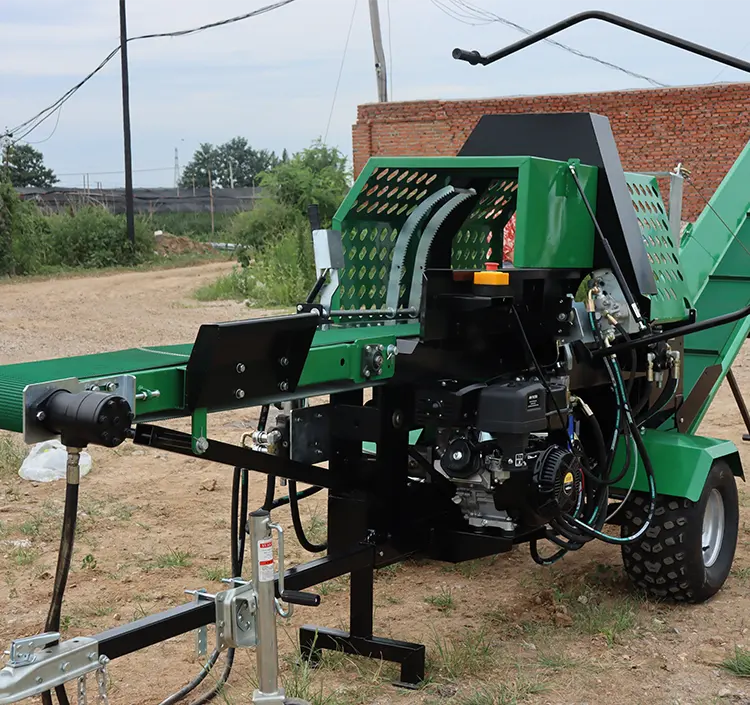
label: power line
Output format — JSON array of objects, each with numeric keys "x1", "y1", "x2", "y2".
[
  {"x1": 432, "y1": 0, "x2": 668, "y2": 88},
  {"x1": 324, "y1": 0, "x2": 359, "y2": 143},
  {"x1": 5, "y1": 0, "x2": 303, "y2": 144}
]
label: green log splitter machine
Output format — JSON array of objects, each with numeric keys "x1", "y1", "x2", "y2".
[{"x1": 3, "y1": 12, "x2": 750, "y2": 705}]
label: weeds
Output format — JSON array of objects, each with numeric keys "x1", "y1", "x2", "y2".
[
  {"x1": 200, "y1": 565, "x2": 229, "y2": 582},
  {"x1": 537, "y1": 652, "x2": 578, "y2": 671},
  {"x1": 152, "y1": 549, "x2": 192, "y2": 569},
  {"x1": 430, "y1": 628, "x2": 495, "y2": 680},
  {"x1": 455, "y1": 676, "x2": 547, "y2": 705},
  {"x1": 304, "y1": 512, "x2": 327, "y2": 548},
  {"x1": 722, "y1": 647, "x2": 750, "y2": 677},
  {"x1": 425, "y1": 586, "x2": 455, "y2": 613},
  {"x1": 0, "y1": 434, "x2": 25, "y2": 479},
  {"x1": 10, "y1": 546, "x2": 38, "y2": 566},
  {"x1": 731, "y1": 566, "x2": 750, "y2": 584}
]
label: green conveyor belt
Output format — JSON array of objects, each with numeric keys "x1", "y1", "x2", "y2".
[
  {"x1": 0, "y1": 322, "x2": 422, "y2": 435},
  {"x1": 0, "y1": 344, "x2": 193, "y2": 433}
]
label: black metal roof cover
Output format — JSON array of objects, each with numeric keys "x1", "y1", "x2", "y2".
[{"x1": 458, "y1": 112, "x2": 657, "y2": 297}]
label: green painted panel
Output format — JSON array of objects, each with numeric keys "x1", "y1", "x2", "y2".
[
  {"x1": 514, "y1": 158, "x2": 597, "y2": 268},
  {"x1": 610, "y1": 429, "x2": 741, "y2": 502},
  {"x1": 624, "y1": 173, "x2": 689, "y2": 323}
]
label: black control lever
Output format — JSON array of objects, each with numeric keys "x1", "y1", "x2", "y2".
[{"x1": 278, "y1": 589, "x2": 320, "y2": 607}]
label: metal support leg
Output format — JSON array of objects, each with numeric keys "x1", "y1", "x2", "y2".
[
  {"x1": 298, "y1": 387, "x2": 425, "y2": 689},
  {"x1": 249, "y1": 511, "x2": 285, "y2": 705},
  {"x1": 726, "y1": 369, "x2": 750, "y2": 441}
]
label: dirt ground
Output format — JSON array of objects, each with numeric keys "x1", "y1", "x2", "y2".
[{"x1": 0, "y1": 262, "x2": 749, "y2": 705}]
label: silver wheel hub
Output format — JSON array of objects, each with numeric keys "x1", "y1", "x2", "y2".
[{"x1": 702, "y1": 489, "x2": 725, "y2": 568}]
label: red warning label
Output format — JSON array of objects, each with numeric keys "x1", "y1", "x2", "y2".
[{"x1": 258, "y1": 538, "x2": 274, "y2": 582}]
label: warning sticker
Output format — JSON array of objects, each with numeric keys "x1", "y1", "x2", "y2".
[{"x1": 258, "y1": 538, "x2": 274, "y2": 582}]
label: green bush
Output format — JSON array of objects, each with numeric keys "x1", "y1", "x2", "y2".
[
  {"x1": 0, "y1": 183, "x2": 52, "y2": 275},
  {"x1": 0, "y1": 182, "x2": 18, "y2": 275},
  {"x1": 244, "y1": 224, "x2": 316, "y2": 306},
  {"x1": 195, "y1": 224, "x2": 315, "y2": 307},
  {"x1": 138, "y1": 211, "x2": 233, "y2": 240},
  {"x1": 227, "y1": 199, "x2": 305, "y2": 253},
  {"x1": 45, "y1": 207, "x2": 155, "y2": 268}
]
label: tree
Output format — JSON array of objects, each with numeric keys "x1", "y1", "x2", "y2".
[
  {"x1": 259, "y1": 139, "x2": 351, "y2": 226},
  {"x1": 179, "y1": 138, "x2": 280, "y2": 189},
  {"x1": 2, "y1": 143, "x2": 58, "y2": 188}
]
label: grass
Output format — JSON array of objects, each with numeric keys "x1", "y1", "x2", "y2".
[
  {"x1": 454, "y1": 676, "x2": 547, "y2": 705},
  {"x1": 10, "y1": 546, "x2": 39, "y2": 566},
  {"x1": 425, "y1": 586, "x2": 455, "y2": 613},
  {"x1": 569, "y1": 596, "x2": 639, "y2": 645},
  {"x1": 537, "y1": 652, "x2": 578, "y2": 671},
  {"x1": 430, "y1": 628, "x2": 495, "y2": 681},
  {"x1": 304, "y1": 512, "x2": 328, "y2": 548},
  {"x1": 151, "y1": 548, "x2": 192, "y2": 569},
  {"x1": 194, "y1": 267, "x2": 251, "y2": 302},
  {"x1": 722, "y1": 647, "x2": 750, "y2": 677},
  {"x1": 0, "y1": 434, "x2": 25, "y2": 479},
  {"x1": 200, "y1": 565, "x2": 229, "y2": 582},
  {"x1": 731, "y1": 566, "x2": 750, "y2": 584}
]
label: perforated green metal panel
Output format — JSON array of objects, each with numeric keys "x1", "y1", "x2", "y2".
[
  {"x1": 625, "y1": 173, "x2": 690, "y2": 323},
  {"x1": 339, "y1": 166, "x2": 442, "y2": 310},
  {"x1": 452, "y1": 178, "x2": 517, "y2": 268}
]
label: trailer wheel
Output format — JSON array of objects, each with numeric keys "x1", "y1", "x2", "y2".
[{"x1": 620, "y1": 460, "x2": 739, "y2": 603}]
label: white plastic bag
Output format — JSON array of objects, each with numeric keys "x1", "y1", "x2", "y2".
[{"x1": 18, "y1": 441, "x2": 92, "y2": 483}]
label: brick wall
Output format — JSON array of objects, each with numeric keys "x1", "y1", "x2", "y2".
[{"x1": 352, "y1": 83, "x2": 750, "y2": 220}]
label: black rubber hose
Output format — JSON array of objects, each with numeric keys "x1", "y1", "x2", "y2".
[
  {"x1": 530, "y1": 539, "x2": 567, "y2": 566},
  {"x1": 42, "y1": 461, "x2": 80, "y2": 705},
  {"x1": 613, "y1": 323, "x2": 637, "y2": 399},
  {"x1": 159, "y1": 651, "x2": 221, "y2": 705},
  {"x1": 271, "y1": 485, "x2": 325, "y2": 509},
  {"x1": 289, "y1": 480, "x2": 327, "y2": 553},
  {"x1": 597, "y1": 301, "x2": 750, "y2": 358}
]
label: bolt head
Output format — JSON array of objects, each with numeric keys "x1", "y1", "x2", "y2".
[
  {"x1": 279, "y1": 357, "x2": 289, "y2": 367},
  {"x1": 236, "y1": 363, "x2": 246, "y2": 374},
  {"x1": 35, "y1": 410, "x2": 46, "y2": 422},
  {"x1": 235, "y1": 388, "x2": 246, "y2": 399},
  {"x1": 195, "y1": 437, "x2": 209, "y2": 453},
  {"x1": 279, "y1": 381, "x2": 289, "y2": 391},
  {"x1": 452, "y1": 495, "x2": 462, "y2": 505},
  {"x1": 452, "y1": 450, "x2": 463, "y2": 461}
]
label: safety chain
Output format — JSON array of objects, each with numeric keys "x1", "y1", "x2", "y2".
[
  {"x1": 96, "y1": 656, "x2": 110, "y2": 704},
  {"x1": 75, "y1": 656, "x2": 109, "y2": 705}
]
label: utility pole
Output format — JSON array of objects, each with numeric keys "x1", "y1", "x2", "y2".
[
  {"x1": 119, "y1": 0, "x2": 135, "y2": 245},
  {"x1": 368, "y1": 0, "x2": 388, "y2": 102},
  {"x1": 228, "y1": 159, "x2": 235, "y2": 189},
  {"x1": 173, "y1": 147, "x2": 180, "y2": 192}
]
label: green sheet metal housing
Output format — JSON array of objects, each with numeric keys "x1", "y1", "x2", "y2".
[
  {"x1": 331, "y1": 156, "x2": 598, "y2": 311},
  {"x1": 610, "y1": 429, "x2": 742, "y2": 502}
]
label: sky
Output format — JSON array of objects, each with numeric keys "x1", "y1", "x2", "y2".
[{"x1": 2, "y1": 0, "x2": 750, "y2": 188}]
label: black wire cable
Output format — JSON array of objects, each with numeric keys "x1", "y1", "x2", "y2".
[
  {"x1": 510, "y1": 305, "x2": 567, "y2": 429},
  {"x1": 6, "y1": 0, "x2": 302, "y2": 143},
  {"x1": 288, "y1": 480, "x2": 327, "y2": 553}
]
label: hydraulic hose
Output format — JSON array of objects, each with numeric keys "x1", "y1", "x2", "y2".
[
  {"x1": 289, "y1": 480, "x2": 327, "y2": 553},
  {"x1": 597, "y1": 301, "x2": 750, "y2": 358},
  {"x1": 41, "y1": 449, "x2": 82, "y2": 705},
  {"x1": 271, "y1": 484, "x2": 325, "y2": 510}
]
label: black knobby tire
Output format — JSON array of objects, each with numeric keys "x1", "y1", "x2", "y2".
[{"x1": 620, "y1": 460, "x2": 739, "y2": 603}]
